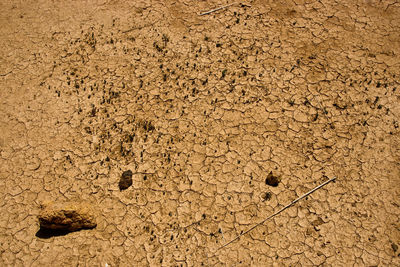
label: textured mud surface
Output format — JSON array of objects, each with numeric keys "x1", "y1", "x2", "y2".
[{"x1": 1, "y1": 0, "x2": 400, "y2": 266}]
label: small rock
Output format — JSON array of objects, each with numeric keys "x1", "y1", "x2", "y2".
[
  {"x1": 265, "y1": 171, "x2": 281, "y2": 187},
  {"x1": 38, "y1": 201, "x2": 97, "y2": 231},
  {"x1": 119, "y1": 170, "x2": 133, "y2": 190}
]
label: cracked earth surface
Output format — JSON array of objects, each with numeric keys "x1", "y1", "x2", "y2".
[{"x1": 1, "y1": 0, "x2": 400, "y2": 266}]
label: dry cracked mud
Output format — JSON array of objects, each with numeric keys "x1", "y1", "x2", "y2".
[{"x1": 0, "y1": 0, "x2": 400, "y2": 266}]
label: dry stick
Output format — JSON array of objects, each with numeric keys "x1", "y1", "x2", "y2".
[
  {"x1": 215, "y1": 176, "x2": 337, "y2": 251},
  {"x1": 200, "y1": 3, "x2": 235, "y2": 16}
]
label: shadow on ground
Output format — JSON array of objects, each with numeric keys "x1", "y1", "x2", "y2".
[{"x1": 35, "y1": 227, "x2": 96, "y2": 239}]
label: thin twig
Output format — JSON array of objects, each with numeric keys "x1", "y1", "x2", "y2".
[
  {"x1": 200, "y1": 3, "x2": 235, "y2": 16},
  {"x1": 215, "y1": 176, "x2": 337, "y2": 251}
]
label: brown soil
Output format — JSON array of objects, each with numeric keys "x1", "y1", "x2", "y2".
[{"x1": 1, "y1": 0, "x2": 400, "y2": 266}]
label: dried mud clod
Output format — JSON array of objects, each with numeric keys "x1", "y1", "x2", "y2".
[
  {"x1": 38, "y1": 201, "x2": 97, "y2": 232},
  {"x1": 119, "y1": 170, "x2": 133, "y2": 190},
  {"x1": 265, "y1": 171, "x2": 281, "y2": 187},
  {"x1": 261, "y1": 192, "x2": 272, "y2": 201}
]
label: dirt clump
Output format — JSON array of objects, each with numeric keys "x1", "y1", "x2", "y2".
[
  {"x1": 265, "y1": 172, "x2": 281, "y2": 187},
  {"x1": 119, "y1": 170, "x2": 133, "y2": 190},
  {"x1": 261, "y1": 192, "x2": 272, "y2": 201},
  {"x1": 38, "y1": 201, "x2": 97, "y2": 231}
]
